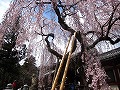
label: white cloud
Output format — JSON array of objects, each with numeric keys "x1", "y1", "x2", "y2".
[{"x1": 0, "y1": 0, "x2": 11, "y2": 23}]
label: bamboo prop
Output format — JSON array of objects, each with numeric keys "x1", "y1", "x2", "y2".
[
  {"x1": 59, "y1": 32, "x2": 77, "y2": 90},
  {"x1": 51, "y1": 35, "x2": 72, "y2": 90}
]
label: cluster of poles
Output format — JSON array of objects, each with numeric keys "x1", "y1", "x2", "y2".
[{"x1": 51, "y1": 32, "x2": 77, "y2": 90}]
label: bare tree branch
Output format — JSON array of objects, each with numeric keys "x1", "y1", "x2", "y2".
[
  {"x1": 106, "y1": 3, "x2": 120, "y2": 36},
  {"x1": 106, "y1": 37, "x2": 120, "y2": 45},
  {"x1": 35, "y1": 31, "x2": 47, "y2": 36},
  {"x1": 52, "y1": 1, "x2": 75, "y2": 34},
  {"x1": 87, "y1": 36, "x2": 120, "y2": 50},
  {"x1": 45, "y1": 33, "x2": 62, "y2": 59},
  {"x1": 45, "y1": 32, "x2": 78, "y2": 59},
  {"x1": 110, "y1": 16, "x2": 120, "y2": 26},
  {"x1": 87, "y1": 3, "x2": 120, "y2": 50},
  {"x1": 51, "y1": 1, "x2": 85, "y2": 56},
  {"x1": 84, "y1": 31, "x2": 95, "y2": 36}
]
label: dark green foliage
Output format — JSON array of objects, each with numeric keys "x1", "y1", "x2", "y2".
[
  {"x1": 0, "y1": 29, "x2": 37, "y2": 89},
  {"x1": 19, "y1": 55, "x2": 38, "y2": 86},
  {"x1": 0, "y1": 25, "x2": 26, "y2": 89}
]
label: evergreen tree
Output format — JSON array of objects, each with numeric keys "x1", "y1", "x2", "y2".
[
  {"x1": 0, "y1": 16, "x2": 26, "y2": 90},
  {"x1": 19, "y1": 55, "x2": 38, "y2": 86}
]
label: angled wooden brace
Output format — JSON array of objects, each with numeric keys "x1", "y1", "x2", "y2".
[
  {"x1": 60, "y1": 32, "x2": 77, "y2": 90},
  {"x1": 51, "y1": 34, "x2": 72, "y2": 90}
]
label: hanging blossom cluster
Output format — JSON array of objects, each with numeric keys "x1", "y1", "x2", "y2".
[
  {"x1": 1, "y1": 0, "x2": 120, "y2": 89},
  {"x1": 84, "y1": 48, "x2": 111, "y2": 90}
]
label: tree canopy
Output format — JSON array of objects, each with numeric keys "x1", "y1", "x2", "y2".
[{"x1": 0, "y1": 0, "x2": 120, "y2": 90}]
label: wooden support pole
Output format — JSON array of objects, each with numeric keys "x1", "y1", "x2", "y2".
[
  {"x1": 51, "y1": 35, "x2": 72, "y2": 90},
  {"x1": 59, "y1": 32, "x2": 77, "y2": 90}
]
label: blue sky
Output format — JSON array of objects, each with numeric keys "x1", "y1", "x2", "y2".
[{"x1": 0, "y1": 0, "x2": 12, "y2": 22}]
